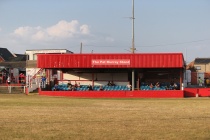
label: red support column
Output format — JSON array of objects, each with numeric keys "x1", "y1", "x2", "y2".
[
  {"x1": 25, "y1": 87, "x2": 28, "y2": 95},
  {"x1": 92, "y1": 73, "x2": 94, "y2": 86}
]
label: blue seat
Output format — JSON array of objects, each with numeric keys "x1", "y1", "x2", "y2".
[
  {"x1": 140, "y1": 86, "x2": 144, "y2": 90},
  {"x1": 114, "y1": 86, "x2": 120, "y2": 90}
]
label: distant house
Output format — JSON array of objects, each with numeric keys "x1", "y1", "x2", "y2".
[
  {"x1": 186, "y1": 60, "x2": 195, "y2": 72},
  {"x1": 0, "y1": 48, "x2": 15, "y2": 62},
  {"x1": 0, "y1": 48, "x2": 27, "y2": 84},
  {"x1": 0, "y1": 48, "x2": 26, "y2": 69},
  {"x1": 192, "y1": 58, "x2": 210, "y2": 72},
  {"x1": 0, "y1": 54, "x2": 26, "y2": 70}
]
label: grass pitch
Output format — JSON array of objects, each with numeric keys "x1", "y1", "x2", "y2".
[{"x1": 0, "y1": 94, "x2": 210, "y2": 140}]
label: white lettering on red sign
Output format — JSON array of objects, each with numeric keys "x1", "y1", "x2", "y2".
[{"x1": 92, "y1": 59, "x2": 130, "y2": 65}]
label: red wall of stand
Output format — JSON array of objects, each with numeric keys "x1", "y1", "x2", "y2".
[
  {"x1": 39, "y1": 90, "x2": 184, "y2": 98},
  {"x1": 39, "y1": 88, "x2": 210, "y2": 98}
]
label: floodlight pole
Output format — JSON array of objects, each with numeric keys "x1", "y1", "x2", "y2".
[
  {"x1": 131, "y1": 0, "x2": 135, "y2": 91},
  {"x1": 80, "y1": 42, "x2": 82, "y2": 54},
  {"x1": 131, "y1": 0, "x2": 135, "y2": 54}
]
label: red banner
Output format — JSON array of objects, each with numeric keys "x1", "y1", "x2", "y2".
[{"x1": 92, "y1": 59, "x2": 130, "y2": 65}]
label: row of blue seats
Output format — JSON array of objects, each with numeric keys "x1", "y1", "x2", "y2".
[
  {"x1": 52, "y1": 85, "x2": 130, "y2": 91},
  {"x1": 140, "y1": 86, "x2": 166, "y2": 90},
  {"x1": 141, "y1": 82, "x2": 180, "y2": 87},
  {"x1": 103, "y1": 86, "x2": 130, "y2": 91},
  {"x1": 140, "y1": 86, "x2": 178, "y2": 90}
]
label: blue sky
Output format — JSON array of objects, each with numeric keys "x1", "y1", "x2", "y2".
[{"x1": 0, "y1": 0, "x2": 210, "y2": 63}]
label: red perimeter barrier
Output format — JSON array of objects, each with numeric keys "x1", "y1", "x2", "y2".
[
  {"x1": 184, "y1": 88, "x2": 210, "y2": 97},
  {"x1": 39, "y1": 90, "x2": 184, "y2": 98}
]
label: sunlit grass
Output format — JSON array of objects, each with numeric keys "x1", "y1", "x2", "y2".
[{"x1": 0, "y1": 94, "x2": 210, "y2": 140}]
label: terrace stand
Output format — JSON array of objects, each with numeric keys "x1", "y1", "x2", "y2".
[{"x1": 37, "y1": 53, "x2": 185, "y2": 98}]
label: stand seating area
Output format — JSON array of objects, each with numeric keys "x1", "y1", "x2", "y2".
[
  {"x1": 140, "y1": 86, "x2": 166, "y2": 90},
  {"x1": 140, "y1": 82, "x2": 180, "y2": 90},
  {"x1": 51, "y1": 84, "x2": 130, "y2": 91}
]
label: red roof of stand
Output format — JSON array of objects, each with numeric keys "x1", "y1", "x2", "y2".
[{"x1": 37, "y1": 53, "x2": 184, "y2": 68}]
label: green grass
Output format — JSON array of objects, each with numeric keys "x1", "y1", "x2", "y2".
[{"x1": 0, "y1": 94, "x2": 210, "y2": 140}]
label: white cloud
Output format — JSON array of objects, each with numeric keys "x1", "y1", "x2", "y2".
[
  {"x1": 13, "y1": 20, "x2": 90, "y2": 41},
  {"x1": 32, "y1": 30, "x2": 47, "y2": 41},
  {"x1": 80, "y1": 25, "x2": 90, "y2": 34},
  {"x1": 14, "y1": 26, "x2": 31, "y2": 36},
  {"x1": 47, "y1": 20, "x2": 79, "y2": 38},
  {"x1": 1, "y1": 20, "x2": 116, "y2": 54}
]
